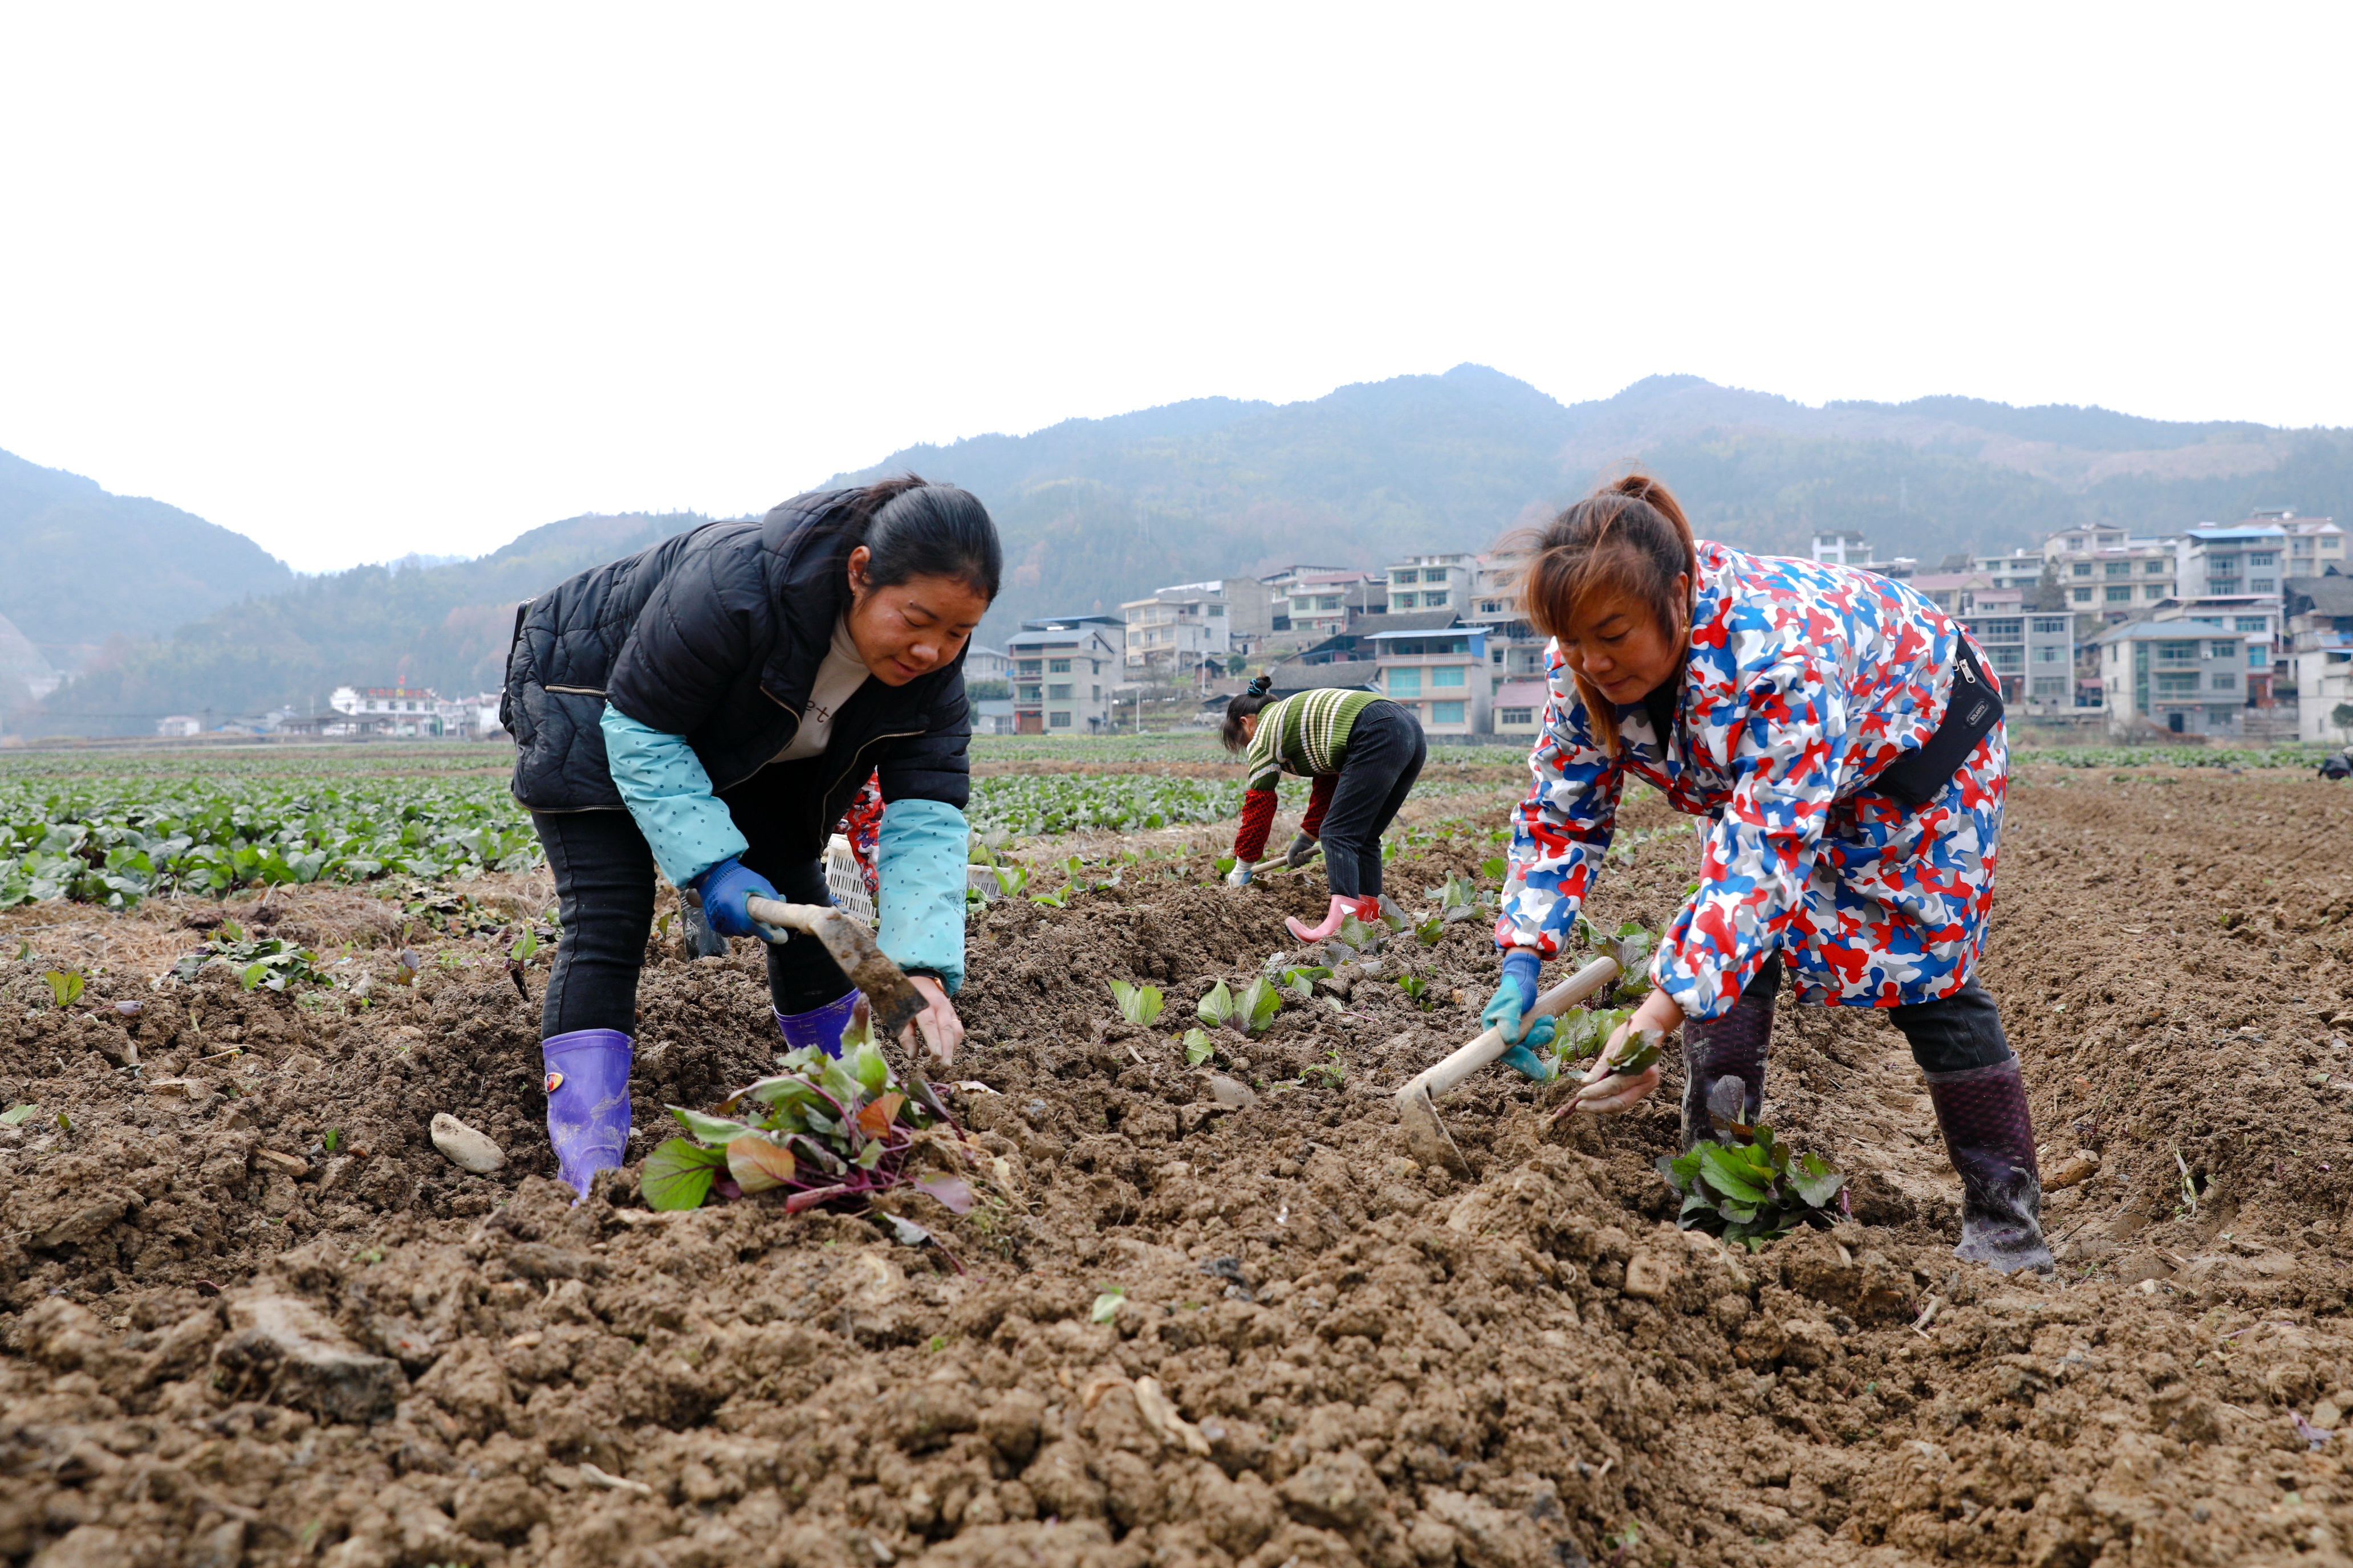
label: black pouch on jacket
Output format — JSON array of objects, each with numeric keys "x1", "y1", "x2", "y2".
[{"x1": 1870, "y1": 640, "x2": 2003, "y2": 808}]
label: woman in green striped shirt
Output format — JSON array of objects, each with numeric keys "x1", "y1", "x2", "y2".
[{"x1": 1221, "y1": 675, "x2": 1428, "y2": 942}]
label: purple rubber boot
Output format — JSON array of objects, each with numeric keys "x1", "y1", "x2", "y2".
[
  {"x1": 1681, "y1": 968, "x2": 1774, "y2": 1150},
  {"x1": 542, "y1": 1029, "x2": 632, "y2": 1205},
  {"x1": 775, "y1": 990, "x2": 860, "y2": 1059},
  {"x1": 1925, "y1": 1057, "x2": 2054, "y2": 1274}
]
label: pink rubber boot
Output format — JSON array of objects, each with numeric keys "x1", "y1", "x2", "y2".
[{"x1": 1286, "y1": 895, "x2": 1379, "y2": 944}]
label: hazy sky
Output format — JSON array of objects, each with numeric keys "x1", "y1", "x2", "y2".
[{"x1": 3, "y1": 5, "x2": 2346, "y2": 572}]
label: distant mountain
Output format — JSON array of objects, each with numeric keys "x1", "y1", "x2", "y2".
[
  {"x1": 0, "y1": 446, "x2": 295, "y2": 670},
  {"x1": 834, "y1": 366, "x2": 2353, "y2": 639},
  {"x1": 16, "y1": 366, "x2": 2353, "y2": 736},
  {"x1": 17, "y1": 512, "x2": 709, "y2": 737}
]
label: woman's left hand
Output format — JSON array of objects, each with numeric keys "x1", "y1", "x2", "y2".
[
  {"x1": 903, "y1": 976, "x2": 964, "y2": 1065},
  {"x1": 1570, "y1": 987, "x2": 1686, "y2": 1115}
]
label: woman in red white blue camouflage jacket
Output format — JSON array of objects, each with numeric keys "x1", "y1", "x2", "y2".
[{"x1": 1480, "y1": 474, "x2": 2048, "y2": 1274}]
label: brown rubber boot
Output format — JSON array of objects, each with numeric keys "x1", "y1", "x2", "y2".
[
  {"x1": 1924, "y1": 1057, "x2": 2054, "y2": 1274},
  {"x1": 1680, "y1": 968, "x2": 1775, "y2": 1150}
]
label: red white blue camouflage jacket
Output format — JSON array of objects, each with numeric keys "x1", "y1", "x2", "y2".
[{"x1": 1495, "y1": 541, "x2": 2007, "y2": 1020}]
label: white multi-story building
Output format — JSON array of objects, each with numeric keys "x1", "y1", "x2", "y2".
[
  {"x1": 328, "y1": 684, "x2": 446, "y2": 737},
  {"x1": 1970, "y1": 549, "x2": 2047, "y2": 593},
  {"x1": 1153, "y1": 577, "x2": 1274, "y2": 647},
  {"x1": 2176, "y1": 524, "x2": 2288, "y2": 601},
  {"x1": 1266, "y1": 569, "x2": 1377, "y2": 639},
  {"x1": 2273, "y1": 512, "x2": 2347, "y2": 575},
  {"x1": 2150, "y1": 598, "x2": 2282, "y2": 703},
  {"x1": 1119, "y1": 592, "x2": 1230, "y2": 674},
  {"x1": 2094, "y1": 622, "x2": 2258, "y2": 738},
  {"x1": 1811, "y1": 530, "x2": 1874, "y2": 568},
  {"x1": 965, "y1": 645, "x2": 1010, "y2": 683},
  {"x1": 1384, "y1": 553, "x2": 1473, "y2": 614},
  {"x1": 2042, "y1": 528, "x2": 2178, "y2": 622},
  {"x1": 1466, "y1": 553, "x2": 1547, "y2": 695},
  {"x1": 1961, "y1": 591, "x2": 2076, "y2": 711},
  {"x1": 1007, "y1": 616, "x2": 1121, "y2": 735},
  {"x1": 2285, "y1": 576, "x2": 2353, "y2": 744}
]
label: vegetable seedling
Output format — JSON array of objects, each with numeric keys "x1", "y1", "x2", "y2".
[
  {"x1": 42, "y1": 970, "x2": 84, "y2": 1007},
  {"x1": 1198, "y1": 978, "x2": 1281, "y2": 1035},
  {"x1": 1108, "y1": 980, "x2": 1165, "y2": 1027},
  {"x1": 1091, "y1": 1286, "x2": 1127, "y2": 1323},
  {"x1": 1656, "y1": 1124, "x2": 1845, "y2": 1252},
  {"x1": 644, "y1": 1037, "x2": 966, "y2": 1219},
  {"x1": 1182, "y1": 1028, "x2": 1216, "y2": 1067}
]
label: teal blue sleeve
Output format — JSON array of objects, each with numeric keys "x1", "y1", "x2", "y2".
[
  {"x1": 876, "y1": 797, "x2": 969, "y2": 995},
  {"x1": 599, "y1": 706, "x2": 749, "y2": 887}
]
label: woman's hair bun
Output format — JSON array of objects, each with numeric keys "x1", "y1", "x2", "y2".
[{"x1": 1246, "y1": 674, "x2": 1274, "y2": 697}]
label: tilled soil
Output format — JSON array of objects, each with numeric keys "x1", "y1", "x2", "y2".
[{"x1": 6, "y1": 768, "x2": 2353, "y2": 1566}]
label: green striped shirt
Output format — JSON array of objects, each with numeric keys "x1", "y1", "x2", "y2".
[{"x1": 1242, "y1": 689, "x2": 1380, "y2": 791}]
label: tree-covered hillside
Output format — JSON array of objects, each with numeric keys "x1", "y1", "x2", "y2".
[
  {"x1": 0, "y1": 447, "x2": 295, "y2": 667},
  {"x1": 20, "y1": 513, "x2": 709, "y2": 736}
]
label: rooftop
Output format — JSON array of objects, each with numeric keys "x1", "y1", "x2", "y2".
[
  {"x1": 1365, "y1": 612, "x2": 1469, "y2": 638},
  {"x1": 2185, "y1": 526, "x2": 2286, "y2": 542},
  {"x1": 1269, "y1": 659, "x2": 1381, "y2": 694},
  {"x1": 2092, "y1": 620, "x2": 2264, "y2": 645},
  {"x1": 1017, "y1": 613, "x2": 1124, "y2": 630},
  {"x1": 1495, "y1": 679, "x2": 1550, "y2": 707},
  {"x1": 2284, "y1": 576, "x2": 2353, "y2": 618}
]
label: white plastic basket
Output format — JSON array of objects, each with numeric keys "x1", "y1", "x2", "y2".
[{"x1": 824, "y1": 834, "x2": 877, "y2": 925}]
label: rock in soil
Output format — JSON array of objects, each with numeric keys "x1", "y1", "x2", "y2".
[{"x1": 429, "y1": 1110, "x2": 506, "y2": 1172}]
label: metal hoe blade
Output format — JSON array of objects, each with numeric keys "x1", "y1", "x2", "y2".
[{"x1": 743, "y1": 895, "x2": 928, "y2": 1042}]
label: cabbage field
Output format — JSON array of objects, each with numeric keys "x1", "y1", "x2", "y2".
[
  {"x1": 2, "y1": 732, "x2": 2330, "y2": 908},
  {"x1": 0, "y1": 745, "x2": 1295, "y2": 907}
]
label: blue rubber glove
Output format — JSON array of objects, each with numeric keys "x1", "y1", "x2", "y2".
[
  {"x1": 692, "y1": 856, "x2": 779, "y2": 939},
  {"x1": 1482, "y1": 948, "x2": 1557, "y2": 1081}
]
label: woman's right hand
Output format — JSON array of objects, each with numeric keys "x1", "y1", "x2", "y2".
[
  {"x1": 1225, "y1": 860, "x2": 1255, "y2": 888},
  {"x1": 692, "y1": 857, "x2": 780, "y2": 939}
]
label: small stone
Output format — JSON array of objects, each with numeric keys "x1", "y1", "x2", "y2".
[
  {"x1": 1623, "y1": 1252, "x2": 1676, "y2": 1300},
  {"x1": 253, "y1": 1148, "x2": 308, "y2": 1178},
  {"x1": 2046, "y1": 1150, "x2": 2100, "y2": 1189},
  {"x1": 1205, "y1": 1076, "x2": 1258, "y2": 1110},
  {"x1": 279, "y1": 1052, "x2": 323, "y2": 1077},
  {"x1": 2315, "y1": 1398, "x2": 2343, "y2": 1429},
  {"x1": 314, "y1": 1156, "x2": 353, "y2": 1196},
  {"x1": 429, "y1": 1113, "x2": 505, "y2": 1174},
  {"x1": 212, "y1": 1294, "x2": 402, "y2": 1424}
]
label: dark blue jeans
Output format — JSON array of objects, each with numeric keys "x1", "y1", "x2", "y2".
[
  {"x1": 1318, "y1": 700, "x2": 1425, "y2": 899},
  {"x1": 532, "y1": 759, "x2": 852, "y2": 1037}
]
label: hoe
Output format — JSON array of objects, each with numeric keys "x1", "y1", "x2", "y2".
[
  {"x1": 1394, "y1": 955, "x2": 1620, "y2": 1176},
  {"x1": 686, "y1": 890, "x2": 951, "y2": 1117},
  {"x1": 742, "y1": 894, "x2": 930, "y2": 1044}
]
